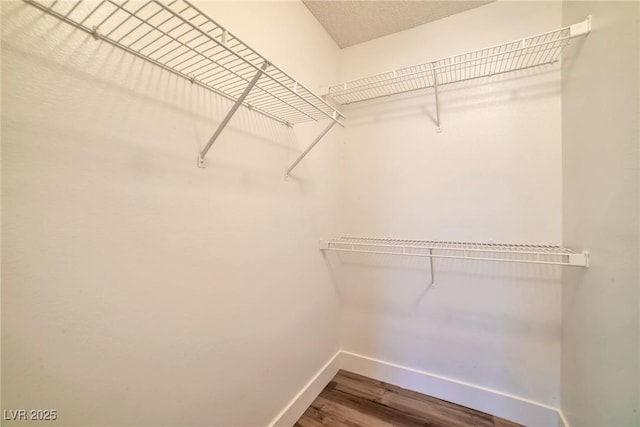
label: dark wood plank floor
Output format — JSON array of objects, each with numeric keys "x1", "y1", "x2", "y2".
[{"x1": 295, "y1": 370, "x2": 523, "y2": 427}]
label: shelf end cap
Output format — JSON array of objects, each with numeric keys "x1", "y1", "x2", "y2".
[{"x1": 569, "y1": 251, "x2": 590, "y2": 267}]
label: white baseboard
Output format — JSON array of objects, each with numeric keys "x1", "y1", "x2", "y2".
[
  {"x1": 269, "y1": 350, "x2": 565, "y2": 427},
  {"x1": 267, "y1": 350, "x2": 342, "y2": 427},
  {"x1": 340, "y1": 351, "x2": 561, "y2": 427}
]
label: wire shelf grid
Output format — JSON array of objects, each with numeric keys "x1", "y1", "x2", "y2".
[
  {"x1": 25, "y1": 0, "x2": 342, "y2": 126},
  {"x1": 328, "y1": 19, "x2": 590, "y2": 105},
  {"x1": 321, "y1": 236, "x2": 589, "y2": 267}
]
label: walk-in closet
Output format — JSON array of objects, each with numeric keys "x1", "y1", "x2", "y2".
[{"x1": 2, "y1": 1, "x2": 638, "y2": 426}]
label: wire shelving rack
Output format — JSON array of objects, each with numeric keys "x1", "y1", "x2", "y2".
[
  {"x1": 320, "y1": 236, "x2": 589, "y2": 267},
  {"x1": 24, "y1": 0, "x2": 343, "y2": 174},
  {"x1": 328, "y1": 17, "x2": 591, "y2": 131}
]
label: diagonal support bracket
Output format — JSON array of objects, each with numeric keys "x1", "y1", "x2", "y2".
[
  {"x1": 284, "y1": 116, "x2": 338, "y2": 179},
  {"x1": 430, "y1": 62, "x2": 442, "y2": 133},
  {"x1": 198, "y1": 61, "x2": 269, "y2": 168},
  {"x1": 428, "y1": 249, "x2": 435, "y2": 288}
]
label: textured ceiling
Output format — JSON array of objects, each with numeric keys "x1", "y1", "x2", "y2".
[{"x1": 303, "y1": 1, "x2": 495, "y2": 48}]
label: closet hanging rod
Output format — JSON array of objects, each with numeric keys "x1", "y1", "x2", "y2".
[
  {"x1": 24, "y1": 0, "x2": 344, "y2": 171},
  {"x1": 320, "y1": 237, "x2": 590, "y2": 267}
]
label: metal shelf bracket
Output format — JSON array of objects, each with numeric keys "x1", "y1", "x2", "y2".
[
  {"x1": 570, "y1": 15, "x2": 592, "y2": 37},
  {"x1": 328, "y1": 17, "x2": 592, "y2": 113},
  {"x1": 428, "y1": 249, "x2": 435, "y2": 288},
  {"x1": 430, "y1": 62, "x2": 442, "y2": 133},
  {"x1": 23, "y1": 0, "x2": 344, "y2": 169},
  {"x1": 319, "y1": 237, "x2": 590, "y2": 268},
  {"x1": 284, "y1": 111, "x2": 339, "y2": 179},
  {"x1": 198, "y1": 62, "x2": 269, "y2": 168},
  {"x1": 568, "y1": 251, "x2": 590, "y2": 267}
]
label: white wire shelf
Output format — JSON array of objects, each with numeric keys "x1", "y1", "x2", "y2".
[
  {"x1": 26, "y1": 0, "x2": 341, "y2": 126},
  {"x1": 320, "y1": 237, "x2": 589, "y2": 267},
  {"x1": 24, "y1": 0, "x2": 343, "y2": 173},
  {"x1": 328, "y1": 17, "x2": 591, "y2": 110}
]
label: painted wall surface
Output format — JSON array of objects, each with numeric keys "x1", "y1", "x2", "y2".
[
  {"x1": 331, "y1": 1, "x2": 564, "y2": 409},
  {"x1": 561, "y1": 2, "x2": 640, "y2": 426},
  {"x1": 1, "y1": 1, "x2": 341, "y2": 426}
]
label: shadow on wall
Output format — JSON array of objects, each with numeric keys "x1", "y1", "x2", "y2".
[
  {"x1": 1, "y1": 2, "x2": 302, "y2": 170},
  {"x1": 556, "y1": 31, "x2": 589, "y2": 84},
  {"x1": 337, "y1": 65, "x2": 561, "y2": 129},
  {"x1": 322, "y1": 249, "x2": 562, "y2": 378}
]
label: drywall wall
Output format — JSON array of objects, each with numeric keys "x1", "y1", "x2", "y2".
[
  {"x1": 330, "y1": 0, "x2": 564, "y2": 420},
  {"x1": 1, "y1": 1, "x2": 341, "y2": 425},
  {"x1": 561, "y1": 2, "x2": 640, "y2": 426}
]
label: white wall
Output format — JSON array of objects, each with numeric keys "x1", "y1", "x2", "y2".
[
  {"x1": 5, "y1": 1, "x2": 638, "y2": 426},
  {"x1": 331, "y1": 0, "x2": 564, "y2": 413},
  {"x1": 561, "y1": 2, "x2": 640, "y2": 426},
  {"x1": 1, "y1": 1, "x2": 341, "y2": 426}
]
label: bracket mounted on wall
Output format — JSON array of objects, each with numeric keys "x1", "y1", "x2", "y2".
[
  {"x1": 23, "y1": 0, "x2": 344, "y2": 176},
  {"x1": 198, "y1": 61, "x2": 270, "y2": 168},
  {"x1": 284, "y1": 111, "x2": 339, "y2": 179},
  {"x1": 327, "y1": 16, "x2": 591, "y2": 132},
  {"x1": 320, "y1": 236, "x2": 590, "y2": 270},
  {"x1": 320, "y1": 236, "x2": 589, "y2": 289}
]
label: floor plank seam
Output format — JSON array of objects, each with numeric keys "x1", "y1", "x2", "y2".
[{"x1": 295, "y1": 370, "x2": 523, "y2": 427}]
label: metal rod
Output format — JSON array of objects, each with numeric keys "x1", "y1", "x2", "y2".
[
  {"x1": 150, "y1": 0, "x2": 341, "y2": 124},
  {"x1": 430, "y1": 63, "x2": 441, "y2": 131},
  {"x1": 21, "y1": 0, "x2": 289, "y2": 126},
  {"x1": 285, "y1": 120, "x2": 336, "y2": 178},
  {"x1": 429, "y1": 249, "x2": 435, "y2": 287},
  {"x1": 79, "y1": 0, "x2": 106, "y2": 26},
  {"x1": 94, "y1": 0, "x2": 129, "y2": 32},
  {"x1": 325, "y1": 240, "x2": 570, "y2": 256},
  {"x1": 323, "y1": 248, "x2": 572, "y2": 266},
  {"x1": 330, "y1": 34, "x2": 576, "y2": 101},
  {"x1": 116, "y1": 6, "x2": 165, "y2": 43},
  {"x1": 63, "y1": 0, "x2": 83, "y2": 18},
  {"x1": 179, "y1": 0, "x2": 342, "y2": 121},
  {"x1": 332, "y1": 58, "x2": 560, "y2": 106},
  {"x1": 23, "y1": 0, "x2": 340, "y2": 126},
  {"x1": 330, "y1": 19, "x2": 585, "y2": 92},
  {"x1": 106, "y1": 2, "x2": 149, "y2": 37},
  {"x1": 198, "y1": 61, "x2": 268, "y2": 165}
]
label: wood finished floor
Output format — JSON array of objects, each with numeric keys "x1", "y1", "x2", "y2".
[{"x1": 295, "y1": 370, "x2": 523, "y2": 427}]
